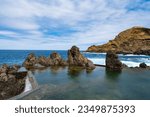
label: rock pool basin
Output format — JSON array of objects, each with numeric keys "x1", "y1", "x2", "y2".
[{"x1": 20, "y1": 66, "x2": 150, "y2": 100}]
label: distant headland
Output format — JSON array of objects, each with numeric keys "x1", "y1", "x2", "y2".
[{"x1": 87, "y1": 27, "x2": 150, "y2": 55}]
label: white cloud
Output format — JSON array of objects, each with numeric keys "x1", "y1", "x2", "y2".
[{"x1": 0, "y1": 0, "x2": 149, "y2": 50}]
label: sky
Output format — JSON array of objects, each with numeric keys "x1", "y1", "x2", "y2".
[{"x1": 0, "y1": 0, "x2": 150, "y2": 50}]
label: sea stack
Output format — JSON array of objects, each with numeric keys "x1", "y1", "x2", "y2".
[
  {"x1": 68, "y1": 46, "x2": 95, "y2": 70},
  {"x1": 106, "y1": 51, "x2": 122, "y2": 71}
]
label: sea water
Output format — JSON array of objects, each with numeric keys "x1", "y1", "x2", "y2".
[
  {"x1": 0, "y1": 50, "x2": 150, "y2": 100},
  {"x1": 22, "y1": 66, "x2": 150, "y2": 100},
  {"x1": 0, "y1": 50, "x2": 150, "y2": 67}
]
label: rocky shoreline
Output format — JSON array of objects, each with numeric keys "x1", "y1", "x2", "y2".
[
  {"x1": 105, "y1": 51, "x2": 150, "y2": 71},
  {"x1": 0, "y1": 46, "x2": 95, "y2": 99},
  {"x1": 0, "y1": 46, "x2": 149, "y2": 100},
  {"x1": 23, "y1": 46, "x2": 95, "y2": 70},
  {"x1": 87, "y1": 27, "x2": 150, "y2": 55},
  {"x1": 0, "y1": 64, "x2": 26, "y2": 99}
]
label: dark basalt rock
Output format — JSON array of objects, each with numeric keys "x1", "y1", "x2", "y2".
[
  {"x1": 139, "y1": 62, "x2": 147, "y2": 68},
  {"x1": 0, "y1": 64, "x2": 26, "y2": 99},
  {"x1": 14, "y1": 67, "x2": 28, "y2": 79},
  {"x1": 134, "y1": 50, "x2": 150, "y2": 55},
  {"x1": 68, "y1": 46, "x2": 95, "y2": 70},
  {"x1": 106, "y1": 51, "x2": 123, "y2": 71},
  {"x1": 122, "y1": 63, "x2": 128, "y2": 68}
]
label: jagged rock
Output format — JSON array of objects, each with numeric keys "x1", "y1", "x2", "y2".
[
  {"x1": 87, "y1": 27, "x2": 150, "y2": 55},
  {"x1": 0, "y1": 64, "x2": 9, "y2": 73},
  {"x1": 0, "y1": 78, "x2": 25, "y2": 99},
  {"x1": 139, "y1": 62, "x2": 147, "y2": 68},
  {"x1": 0, "y1": 73, "x2": 8, "y2": 82},
  {"x1": 38, "y1": 56, "x2": 49, "y2": 67},
  {"x1": 122, "y1": 63, "x2": 128, "y2": 68},
  {"x1": 8, "y1": 64, "x2": 20, "y2": 74},
  {"x1": 86, "y1": 60, "x2": 96, "y2": 70},
  {"x1": 23, "y1": 53, "x2": 37, "y2": 68},
  {"x1": 23, "y1": 49, "x2": 93, "y2": 69},
  {"x1": 50, "y1": 52, "x2": 67, "y2": 66},
  {"x1": 0, "y1": 64, "x2": 26, "y2": 99},
  {"x1": 68, "y1": 46, "x2": 95, "y2": 70},
  {"x1": 37, "y1": 52, "x2": 67, "y2": 66},
  {"x1": 106, "y1": 51, "x2": 122, "y2": 71}
]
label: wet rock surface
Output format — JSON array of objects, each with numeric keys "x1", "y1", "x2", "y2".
[
  {"x1": 139, "y1": 62, "x2": 147, "y2": 68},
  {"x1": 68, "y1": 46, "x2": 95, "y2": 70},
  {"x1": 0, "y1": 64, "x2": 26, "y2": 99},
  {"x1": 23, "y1": 46, "x2": 95, "y2": 70},
  {"x1": 106, "y1": 51, "x2": 123, "y2": 71}
]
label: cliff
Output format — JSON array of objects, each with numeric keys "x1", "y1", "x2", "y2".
[{"x1": 87, "y1": 27, "x2": 150, "y2": 55}]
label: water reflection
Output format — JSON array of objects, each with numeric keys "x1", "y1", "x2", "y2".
[
  {"x1": 105, "y1": 69, "x2": 121, "y2": 81},
  {"x1": 31, "y1": 66, "x2": 150, "y2": 100},
  {"x1": 50, "y1": 66, "x2": 66, "y2": 74},
  {"x1": 68, "y1": 66, "x2": 84, "y2": 78}
]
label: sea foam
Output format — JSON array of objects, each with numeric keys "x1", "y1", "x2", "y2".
[{"x1": 88, "y1": 58, "x2": 150, "y2": 67}]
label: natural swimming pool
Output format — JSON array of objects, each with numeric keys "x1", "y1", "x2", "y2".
[{"x1": 26, "y1": 66, "x2": 150, "y2": 100}]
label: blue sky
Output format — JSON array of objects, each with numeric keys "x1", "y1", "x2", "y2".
[{"x1": 0, "y1": 0, "x2": 150, "y2": 50}]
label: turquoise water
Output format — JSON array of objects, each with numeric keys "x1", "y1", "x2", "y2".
[{"x1": 32, "y1": 67, "x2": 150, "y2": 100}]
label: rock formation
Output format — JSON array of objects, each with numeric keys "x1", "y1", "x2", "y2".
[
  {"x1": 68, "y1": 46, "x2": 95, "y2": 70},
  {"x1": 23, "y1": 52, "x2": 67, "y2": 69},
  {"x1": 23, "y1": 53, "x2": 37, "y2": 68},
  {"x1": 87, "y1": 27, "x2": 150, "y2": 55},
  {"x1": 106, "y1": 51, "x2": 123, "y2": 71},
  {"x1": 0, "y1": 64, "x2": 26, "y2": 99},
  {"x1": 23, "y1": 46, "x2": 95, "y2": 70},
  {"x1": 49, "y1": 52, "x2": 67, "y2": 66},
  {"x1": 139, "y1": 62, "x2": 147, "y2": 68}
]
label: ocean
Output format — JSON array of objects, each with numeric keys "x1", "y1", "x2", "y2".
[
  {"x1": 1, "y1": 50, "x2": 150, "y2": 100},
  {"x1": 0, "y1": 50, "x2": 150, "y2": 67}
]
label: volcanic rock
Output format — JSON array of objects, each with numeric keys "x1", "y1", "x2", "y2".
[
  {"x1": 0, "y1": 64, "x2": 26, "y2": 99},
  {"x1": 38, "y1": 56, "x2": 49, "y2": 67},
  {"x1": 106, "y1": 51, "x2": 122, "y2": 71},
  {"x1": 50, "y1": 52, "x2": 67, "y2": 66},
  {"x1": 139, "y1": 62, "x2": 147, "y2": 68},
  {"x1": 87, "y1": 27, "x2": 150, "y2": 55},
  {"x1": 15, "y1": 67, "x2": 28, "y2": 79},
  {"x1": 23, "y1": 53, "x2": 37, "y2": 68},
  {"x1": 0, "y1": 64, "x2": 9, "y2": 73},
  {"x1": 68, "y1": 46, "x2": 95, "y2": 70}
]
